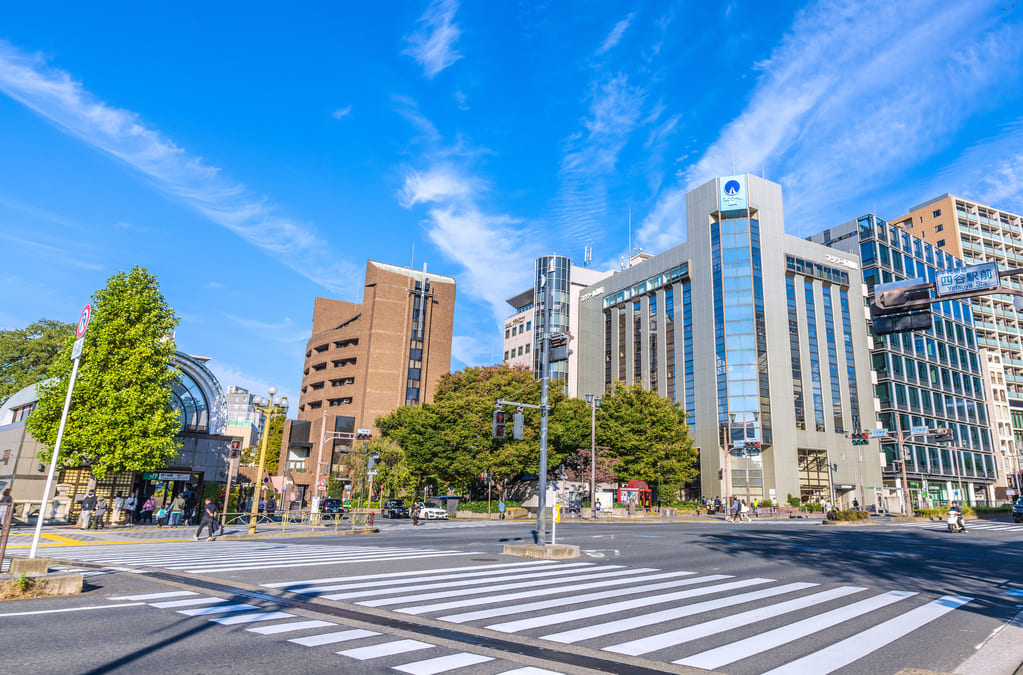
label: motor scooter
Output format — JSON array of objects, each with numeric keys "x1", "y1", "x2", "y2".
[{"x1": 947, "y1": 509, "x2": 966, "y2": 533}]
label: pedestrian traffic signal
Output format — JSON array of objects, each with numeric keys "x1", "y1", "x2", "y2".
[
  {"x1": 512, "y1": 412, "x2": 524, "y2": 440},
  {"x1": 492, "y1": 410, "x2": 506, "y2": 439},
  {"x1": 356, "y1": 430, "x2": 372, "y2": 441},
  {"x1": 229, "y1": 440, "x2": 240, "y2": 458},
  {"x1": 851, "y1": 432, "x2": 870, "y2": 445}
]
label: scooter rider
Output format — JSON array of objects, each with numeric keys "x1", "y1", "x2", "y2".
[{"x1": 948, "y1": 501, "x2": 966, "y2": 533}]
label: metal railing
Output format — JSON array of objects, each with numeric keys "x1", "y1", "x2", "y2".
[{"x1": 220, "y1": 510, "x2": 375, "y2": 533}]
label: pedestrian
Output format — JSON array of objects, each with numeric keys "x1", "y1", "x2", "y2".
[
  {"x1": 112, "y1": 492, "x2": 124, "y2": 526},
  {"x1": 194, "y1": 497, "x2": 220, "y2": 541},
  {"x1": 266, "y1": 495, "x2": 277, "y2": 519},
  {"x1": 740, "y1": 499, "x2": 751, "y2": 522},
  {"x1": 0, "y1": 488, "x2": 11, "y2": 504},
  {"x1": 141, "y1": 496, "x2": 155, "y2": 524},
  {"x1": 713, "y1": 496, "x2": 721, "y2": 515},
  {"x1": 125, "y1": 493, "x2": 138, "y2": 525},
  {"x1": 79, "y1": 490, "x2": 97, "y2": 530},
  {"x1": 852, "y1": 497, "x2": 860, "y2": 511},
  {"x1": 498, "y1": 500, "x2": 506, "y2": 520},
  {"x1": 93, "y1": 496, "x2": 108, "y2": 529},
  {"x1": 411, "y1": 500, "x2": 422, "y2": 527},
  {"x1": 169, "y1": 493, "x2": 186, "y2": 527},
  {"x1": 155, "y1": 506, "x2": 167, "y2": 527},
  {"x1": 728, "y1": 497, "x2": 740, "y2": 522},
  {"x1": 595, "y1": 500, "x2": 602, "y2": 519},
  {"x1": 184, "y1": 490, "x2": 197, "y2": 525}
]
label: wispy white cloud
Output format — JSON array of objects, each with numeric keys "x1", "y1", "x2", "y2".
[
  {"x1": 596, "y1": 13, "x2": 633, "y2": 56},
  {"x1": 203, "y1": 281, "x2": 223, "y2": 290},
  {"x1": 332, "y1": 105, "x2": 352, "y2": 120},
  {"x1": 0, "y1": 231, "x2": 104, "y2": 270},
  {"x1": 932, "y1": 123, "x2": 1023, "y2": 215},
  {"x1": 450, "y1": 333, "x2": 497, "y2": 368},
  {"x1": 552, "y1": 73, "x2": 646, "y2": 241},
  {"x1": 403, "y1": 0, "x2": 463, "y2": 79},
  {"x1": 637, "y1": 0, "x2": 1023, "y2": 250},
  {"x1": 223, "y1": 313, "x2": 309, "y2": 343},
  {"x1": 0, "y1": 40, "x2": 359, "y2": 296}
]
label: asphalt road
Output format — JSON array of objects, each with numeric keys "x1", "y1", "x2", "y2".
[{"x1": 3, "y1": 517, "x2": 1023, "y2": 675}]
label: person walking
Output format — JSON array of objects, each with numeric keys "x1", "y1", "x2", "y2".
[
  {"x1": 112, "y1": 493, "x2": 124, "y2": 526},
  {"x1": 498, "y1": 500, "x2": 506, "y2": 520},
  {"x1": 93, "y1": 496, "x2": 108, "y2": 529},
  {"x1": 79, "y1": 490, "x2": 97, "y2": 530},
  {"x1": 194, "y1": 498, "x2": 220, "y2": 541},
  {"x1": 125, "y1": 493, "x2": 138, "y2": 525},
  {"x1": 411, "y1": 500, "x2": 422, "y2": 527},
  {"x1": 169, "y1": 493, "x2": 186, "y2": 527},
  {"x1": 740, "y1": 499, "x2": 751, "y2": 522},
  {"x1": 594, "y1": 500, "x2": 602, "y2": 519},
  {"x1": 141, "y1": 496, "x2": 155, "y2": 524}
]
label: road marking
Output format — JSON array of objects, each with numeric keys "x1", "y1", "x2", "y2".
[
  {"x1": 392, "y1": 652, "x2": 494, "y2": 674},
  {"x1": 489, "y1": 577, "x2": 776, "y2": 634},
  {"x1": 323, "y1": 563, "x2": 601, "y2": 600},
  {"x1": 541, "y1": 582, "x2": 817, "y2": 644},
  {"x1": 211, "y1": 611, "x2": 295, "y2": 625},
  {"x1": 677, "y1": 590, "x2": 916, "y2": 669},
  {"x1": 337, "y1": 639, "x2": 433, "y2": 660},
  {"x1": 496, "y1": 669, "x2": 563, "y2": 675},
  {"x1": 187, "y1": 551, "x2": 475, "y2": 573},
  {"x1": 151, "y1": 597, "x2": 227, "y2": 608},
  {"x1": 266, "y1": 560, "x2": 556, "y2": 590},
  {"x1": 108, "y1": 591, "x2": 198, "y2": 601},
  {"x1": 286, "y1": 562, "x2": 578, "y2": 595},
  {"x1": 247, "y1": 620, "x2": 335, "y2": 634},
  {"x1": 0, "y1": 602, "x2": 144, "y2": 617},
  {"x1": 177, "y1": 603, "x2": 259, "y2": 616},
  {"x1": 605, "y1": 585, "x2": 866, "y2": 655},
  {"x1": 354, "y1": 566, "x2": 640, "y2": 607},
  {"x1": 289, "y1": 629, "x2": 380, "y2": 646},
  {"x1": 417, "y1": 571, "x2": 702, "y2": 619},
  {"x1": 760, "y1": 595, "x2": 972, "y2": 675}
]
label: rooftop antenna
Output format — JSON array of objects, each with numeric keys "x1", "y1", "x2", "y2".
[
  {"x1": 410, "y1": 243, "x2": 415, "y2": 272},
  {"x1": 761, "y1": 159, "x2": 765, "y2": 179},
  {"x1": 584, "y1": 245, "x2": 592, "y2": 268},
  {"x1": 627, "y1": 207, "x2": 632, "y2": 268}
]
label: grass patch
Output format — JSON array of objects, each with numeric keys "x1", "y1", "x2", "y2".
[{"x1": 0, "y1": 575, "x2": 51, "y2": 600}]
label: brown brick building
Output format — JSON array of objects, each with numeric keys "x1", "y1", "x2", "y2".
[{"x1": 280, "y1": 260, "x2": 455, "y2": 504}]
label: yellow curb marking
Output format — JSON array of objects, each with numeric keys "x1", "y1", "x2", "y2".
[{"x1": 9, "y1": 538, "x2": 191, "y2": 548}]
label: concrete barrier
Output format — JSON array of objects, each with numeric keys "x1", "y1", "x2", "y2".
[
  {"x1": 10, "y1": 557, "x2": 50, "y2": 575},
  {"x1": 503, "y1": 543, "x2": 580, "y2": 559}
]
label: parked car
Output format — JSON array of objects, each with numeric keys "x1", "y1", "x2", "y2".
[
  {"x1": 381, "y1": 499, "x2": 409, "y2": 519},
  {"x1": 1013, "y1": 497, "x2": 1023, "y2": 523},
  {"x1": 419, "y1": 504, "x2": 449, "y2": 520},
  {"x1": 320, "y1": 498, "x2": 348, "y2": 515}
]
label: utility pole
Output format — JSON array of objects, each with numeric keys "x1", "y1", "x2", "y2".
[{"x1": 537, "y1": 258, "x2": 553, "y2": 546}]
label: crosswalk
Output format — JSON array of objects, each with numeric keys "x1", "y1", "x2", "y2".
[
  {"x1": 10, "y1": 541, "x2": 482, "y2": 574},
  {"x1": 266, "y1": 558, "x2": 971, "y2": 674},
  {"x1": 106, "y1": 589, "x2": 562, "y2": 675},
  {"x1": 889, "y1": 520, "x2": 1023, "y2": 533}
]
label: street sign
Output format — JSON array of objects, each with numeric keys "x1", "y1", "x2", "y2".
[
  {"x1": 76, "y1": 304, "x2": 91, "y2": 338},
  {"x1": 911, "y1": 426, "x2": 928, "y2": 436},
  {"x1": 318, "y1": 477, "x2": 327, "y2": 488},
  {"x1": 936, "y1": 262, "x2": 999, "y2": 297},
  {"x1": 71, "y1": 337, "x2": 84, "y2": 360},
  {"x1": 870, "y1": 428, "x2": 888, "y2": 438},
  {"x1": 357, "y1": 428, "x2": 372, "y2": 436}
]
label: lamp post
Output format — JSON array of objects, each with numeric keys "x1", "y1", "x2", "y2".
[
  {"x1": 248, "y1": 387, "x2": 287, "y2": 535},
  {"x1": 585, "y1": 394, "x2": 601, "y2": 519}
]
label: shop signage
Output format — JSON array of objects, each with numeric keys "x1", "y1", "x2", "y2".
[
  {"x1": 143, "y1": 472, "x2": 192, "y2": 481},
  {"x1": 719, "y1": 175, "x2": 748, "y2": 215},
  {"x1": 936, "y1": 262, "x2": 999, "y2": 297}
]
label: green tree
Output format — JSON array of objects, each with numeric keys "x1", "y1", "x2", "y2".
[
  {"x1": 0, "y1": 318, "x2": 75, "y2": 404},
  {"x1": 597, "y1": 382, "x2": 698, "y2": 494},
  {"x1": 371, "y1": 437, "x2": 416, "y2": 499},
  {"x1": 27, "y1": 267, "x2": 181, "y2": 478}
]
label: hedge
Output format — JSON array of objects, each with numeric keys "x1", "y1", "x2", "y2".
[
  {"x1": 456, "y1": 500, "x2": 522, "y2": 513},
  {"x1": 826, "y1": 510, "x2": 870, "y2": 521}
]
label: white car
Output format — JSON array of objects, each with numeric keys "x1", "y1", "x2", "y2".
[{"x1": 419, "y1": 505, "x2": 448, "y2": 520}]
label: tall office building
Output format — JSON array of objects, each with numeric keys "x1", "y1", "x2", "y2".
[
  {"x1": 282, "y1": 260, "x2": 455, "y2": 504},
  {"x1": 503, "y1": 256, "x2": 612, "y2": 398},
  {"x1": 224, "y1": 386, "x2": 285, "y2": 449},
  {"x1": 811, "y1": 215, "x2": 995, "y2": 506},
  {"x1": 576, "y1": 175, "x2": 880, "y2": 507}
]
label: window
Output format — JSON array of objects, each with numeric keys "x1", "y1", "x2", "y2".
[
  {"x1": 503, "y1": 351, "x2": 509, "y2": 360},
  {"x1": 525, "y1": 343, "x2": 530, "y2": 353},
  {"x1": 935, "y1": 224, "x2": 943, "y2": 232},
  {"x1": 937, "y1": 239, "x2": 946, "y2": 247},
  {"x1": 526, "y1": 321, "x2": 531, "y2": 330},
  {"x1": 932, "y1": 209, "x2": 941, "y2": 217},
  {"x1": 505, "y1": 329, "x2": 510, "y2": 338}
]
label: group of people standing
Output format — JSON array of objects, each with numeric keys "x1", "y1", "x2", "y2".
[
  {"x1": 77, "y1": 488, "x2": 209, "y2": 529},
  {"x1": 77, "y1": 491, "x2": 139, "y2": 530}
]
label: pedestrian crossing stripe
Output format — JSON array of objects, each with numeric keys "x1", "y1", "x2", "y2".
[{"x1": 119, "y1": 559, "x2": 973, "y2": 675}]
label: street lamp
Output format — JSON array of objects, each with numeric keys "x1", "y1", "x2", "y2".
[
  {"x1": 585, "y1": 393, "x2": 601, "y2": 518},
  {"x1": 248, "y1": 386, "x2": 288, "y2": 535}
]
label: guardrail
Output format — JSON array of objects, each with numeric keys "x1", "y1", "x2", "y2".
[{"x1": 220, "y1": 510, "x2": 375, "y2": 533}]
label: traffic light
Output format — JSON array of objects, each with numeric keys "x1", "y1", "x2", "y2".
[
  {"x1": 492, "y1": 410, "x2": 506, "y2": 439},
  {"x1": 229, "y1": 440, "x2": 240, "y2": 458},
  {"x1": 718, "y1": 468, "x2": 723, "y2": 480},
  {"x1": 746, "y1": 441, "x2": 761, "y2": 452},
  {"x1": 512, "y1": 412, "x2": 524, "y2": 440},
  {"x1": 356, "y1": 430, "x2": 372, "y2": 441},
  {"x1": 929, "y1": 428, "x2": 954, "y2": 443},
  {"x1": 851, "y1": 432, "x2": 869, "y2": 445}
]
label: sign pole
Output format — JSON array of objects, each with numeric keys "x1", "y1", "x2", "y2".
[{"x1": 29, "y1": 305, "x2": 90, "y2": 557}]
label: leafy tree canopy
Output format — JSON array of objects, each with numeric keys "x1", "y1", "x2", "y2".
[
  {"x1": 27, "y1": 267, "x2": 181, "y2": 478},
  {"x1": 597, "y1": 382, "x2": 698, "y2": 488},
  {"x1": 240, "y1": 413, "x2": 286, "y2": 472},
  {"x1": 0, "y1": 318, "x2": 75, "y2": 404}
]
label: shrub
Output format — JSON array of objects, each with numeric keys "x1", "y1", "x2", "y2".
[
  {"x1": 15, "y1": 575, "x2": 34, "y2": 593},
  {"x1": 456, "y1": 500, "x2": 521, "y2": 513},
  {"x1": 915, "y1": 506, "x2": 975, "y2": 518},
  {"x1": 827, "y1": 509, "x2": 869, "y2": 521},
  {"x1": 786, "y1": 493, "x2": 801, "y2": 507}
]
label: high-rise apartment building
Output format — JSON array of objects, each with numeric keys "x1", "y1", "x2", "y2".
[
  {"x1": 576, "y1": 175, "x2": 880, "y2": 508},
  {"x1": 282, "y1": 260, "x2": 455, "y2": 504},
  {"x1": 811, "y1": 215, "x2": 995, "y2": 506},
  {"x1": 224, "y1": 386, "x2": 282, "y2": 449},
  {"x1": 503, "y1": 256, "x2": 612, "y2": 398}
]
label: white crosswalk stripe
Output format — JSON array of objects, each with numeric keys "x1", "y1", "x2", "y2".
[{"x1": 17, "y1": 540, "x2": 480, "y2": 574}]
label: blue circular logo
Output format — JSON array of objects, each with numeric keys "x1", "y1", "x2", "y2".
[{"x1": 724, "y1": 180, "x2": 741, "y2": 196}]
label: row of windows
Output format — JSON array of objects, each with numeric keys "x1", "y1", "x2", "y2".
[
  {"x1": 784, "y1": 256, "x2": 850, "y2": 286},
  {"x1": 503, "y1": 343, "x2": 532, "y2": 360},
  {"x1": 504, "y1": 321, "x2": 532, "y2": 338},
  {"x1": 306, "y1": 337, "x2": 359, "y2": 358},
  {"x1": 602, "y1": 262, "x2": 689, "y2": 309}
]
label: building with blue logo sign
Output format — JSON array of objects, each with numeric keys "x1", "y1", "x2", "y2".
[{"x1": 575, "y1": 175, "x2": 880, "y2": 508}]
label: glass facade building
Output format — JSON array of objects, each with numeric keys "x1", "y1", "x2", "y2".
[{"x1": 812, "y1": 215, "x2": 995, "y2": 506}]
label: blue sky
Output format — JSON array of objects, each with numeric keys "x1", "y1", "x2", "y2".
[{"x1": 1, "y1": 1, "x2": 1022, "y2": 409}]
